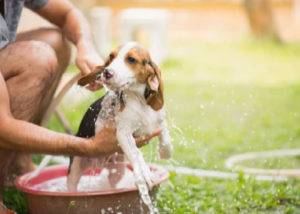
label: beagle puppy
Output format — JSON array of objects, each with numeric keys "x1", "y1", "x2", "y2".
[{"x1": 67, "y1": 42, "x2": 173, "y2": 192}]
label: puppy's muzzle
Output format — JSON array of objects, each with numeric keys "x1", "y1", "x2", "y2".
[{"x1": 103, "y1": 68, "x2": 114, "y2": 80}]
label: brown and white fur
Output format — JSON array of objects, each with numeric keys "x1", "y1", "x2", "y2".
[{"x1": 67, "y1": 42, "x2": 173, "y2": 191}]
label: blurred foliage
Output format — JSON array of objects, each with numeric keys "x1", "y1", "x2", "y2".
[{"x1": 3, "y1": 188, "x2": 28, "y2": 214}]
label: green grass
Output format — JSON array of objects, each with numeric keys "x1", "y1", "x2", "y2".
[
  {"x1": 158, "y1": 173, "x2": 300, "y2": 213},
  {"x1": 4, "y1": 38, "x2": 300, "y2": 213}
]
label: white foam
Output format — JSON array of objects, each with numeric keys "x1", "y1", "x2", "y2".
[{"x1": 31, "y1": 167, "x2": 161, "y2": 192}]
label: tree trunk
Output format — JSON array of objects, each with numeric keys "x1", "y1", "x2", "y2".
[{"x1": 244, "y1": 0, "x2": 280, "y2": 40}]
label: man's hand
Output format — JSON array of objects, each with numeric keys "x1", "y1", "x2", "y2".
[
  {"x1": 135, "y1": 128, "x2": 162, "y2": 148},
  {"x1": 76, "y1": 40, "x2": 104, "y2": 91},
  {"x1": 87, "y1": 120, "x2": 162, "y2": 156},
  {"x1": 76, "y1": 40, "x2": 103, "y2": 76}
]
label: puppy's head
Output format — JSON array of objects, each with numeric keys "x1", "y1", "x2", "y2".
[{"x1": 78, "y1": 42, "x2": 164, "y2": 111}]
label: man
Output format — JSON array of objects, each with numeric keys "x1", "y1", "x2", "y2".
[{"x1": 0, "y1": 0, "x2": 159, "y2": 212}]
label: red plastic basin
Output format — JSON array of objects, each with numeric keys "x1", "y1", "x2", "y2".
[{"x1": 14, "y1": 164, "x2": 169, "y2": 214}]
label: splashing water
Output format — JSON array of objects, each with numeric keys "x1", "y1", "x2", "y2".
[{"x1": 166, "y1": 110, "x2": 187, "y2": 147}]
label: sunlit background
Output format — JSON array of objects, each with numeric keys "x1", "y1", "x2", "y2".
[{"x1": 5, "y1": 0, "x2": 300, "y2": 213}]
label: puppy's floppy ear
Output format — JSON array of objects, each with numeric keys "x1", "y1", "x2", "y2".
[
  {"x1": 77, "y1": 50, "x2": 117, "y2": 87},
  {"x1": 147, "y1": 73, "x2": 159, "y2": 92},
  {"x1": 77, "y1": 65, "x2": 105, "y2": 86},
  {"x1": 146, "y1": 62, "x2": 164, "y2": 111}
]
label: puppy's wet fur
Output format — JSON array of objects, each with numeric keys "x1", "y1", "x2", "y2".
[{"x1": 68, "y1": 97, "x2": 104, "y2": 174}]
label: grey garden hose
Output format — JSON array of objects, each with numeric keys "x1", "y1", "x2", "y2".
[{"x1": 225, "y1": 148, "x2": 300, "y2": 178}]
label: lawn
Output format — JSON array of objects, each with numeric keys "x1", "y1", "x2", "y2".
[{"x1": 4, "y1": 38, "x2": 300, "y2": 213}]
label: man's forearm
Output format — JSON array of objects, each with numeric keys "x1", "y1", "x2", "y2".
[
  {"x1": 62, "y1": 8, "x2": 94, "y2": 46},
  {"x1": 36, "y1": 0, "x2": 95, "y2": 47},
  {"x1": 0, "y1": 116, "x2": 92, "y2": 156},
  {"x1": 0, "y1": 115, "x2": 122, "y2": 157}
]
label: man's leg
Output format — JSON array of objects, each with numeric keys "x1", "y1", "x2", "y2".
[
  {"x1": 7, "y1": 29, "x2": 71, "y2": 179},
  {"x1": 0, "y1": 28, "x2": 71, "y2": 206},
  {"x1": 0, "y1": 40, "x2": 59, "y2": 212},
  {"x1": 15, "y1": 28, "x2": 71, "y2": 125}
]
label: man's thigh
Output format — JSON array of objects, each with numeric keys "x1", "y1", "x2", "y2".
[{"x1": 15, "y1": 28, "x2": 72, "y2": 122}]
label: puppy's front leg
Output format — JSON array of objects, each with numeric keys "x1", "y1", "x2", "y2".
[
  {"x1": 158, "y1": 120, "x2": 173, "y2": 159},
  {"x1": 116, "y1": 126, "x2": 153, "y2": 189}
]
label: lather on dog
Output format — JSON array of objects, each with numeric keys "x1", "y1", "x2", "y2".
[{"x1": 67, "y1": 42, "x2": 173, "y2": 191}]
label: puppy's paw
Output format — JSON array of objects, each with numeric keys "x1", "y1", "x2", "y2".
[
  {"x1": 141, "y1": 165, "x2": 154, "y2": 190},
  {"x1": 158, "y1": 141, "x2": 173, "y2": 159}
]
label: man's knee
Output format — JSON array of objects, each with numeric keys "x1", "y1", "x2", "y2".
[
  {"x1": 0, "y1": 40, "x2": 59, "y2": 82},
  {"x1": 50, "y1": 29, "x2": 72, "y2": 70},
  {"x1": 40, "y1": 28, "x2": 71, "y2": 54},
  {"x1": 17, "y1": 28, "x2": 71, "y2": 69},
  {"x1": 29, "y1": 40, "x2": 58, "y2": 75},
  {"x1": 26, "y1": 41, "x2": 59, "y2": 86},
  {"x1": 48, "y1": 29, "x2": 72, "y2": 70}
]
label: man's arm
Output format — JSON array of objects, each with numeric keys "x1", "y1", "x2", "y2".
[
  {"x1": 35, "y1": 0, "x2": 103, "y2": 76},
  {"x1": 0, "y1": 72, "x2": 119, "y2": 156}
]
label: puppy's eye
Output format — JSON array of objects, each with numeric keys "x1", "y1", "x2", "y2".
[
  {"x1": 142, "y1": 59, "x2": 147, "y2": 66},
  {"x1": 127, "y1": 56, "x2": 137, "y2": 64},
  {"x1": 96, "y1": 74, "x2": 101, "y2": 81}
]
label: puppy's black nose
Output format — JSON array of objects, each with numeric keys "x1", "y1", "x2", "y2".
[{"x1": 103, "y1": 68, "x2": 114, "y2": 79}]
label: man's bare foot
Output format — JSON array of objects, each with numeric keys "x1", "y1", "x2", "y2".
[{"x1": 0, "y1": 202, "x2": 16, "y2": 214}]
